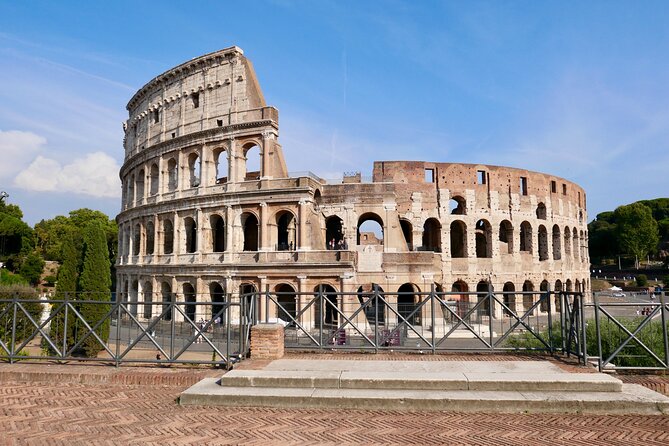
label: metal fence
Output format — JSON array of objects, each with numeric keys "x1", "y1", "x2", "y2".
[
  {"x1": 262, "y1": 285, "x2": 587, "y2": 361},
  {"x1": 0, "y1": 292, "x2": 254, "y2": 366}
]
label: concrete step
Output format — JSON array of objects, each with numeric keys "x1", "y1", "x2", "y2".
[
  {"x1": 221, "y1": 369, "x2": 623, "y2": 392},
  {"x1": 180, "y1": 379, "x2": 669, "y2": 414}
]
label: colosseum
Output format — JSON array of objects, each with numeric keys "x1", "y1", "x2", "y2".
[{"x1": 116, "y1": 46, "x2": 590, "y2": 335}]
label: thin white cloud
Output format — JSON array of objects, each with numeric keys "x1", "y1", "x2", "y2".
[
  {"x1": 0, "y1": 129, "x2": 47, "y2": 179},
  {"x1": 14, "y1": 152, "x2": 121, "y2": 198}
]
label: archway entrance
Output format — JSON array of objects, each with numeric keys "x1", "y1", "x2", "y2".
[
  {"x1": 314, "y1": 284, "x2": 338, "y2": 327},
  {"x1": 275, "y1": 284, "x2": 297, "y2": 324},
  {"x1": 357, "y1": 284, "x2": 385, "y2": 325},
  {"x1": 397, "y1": 283, "x2": 420, "y2": 325}
]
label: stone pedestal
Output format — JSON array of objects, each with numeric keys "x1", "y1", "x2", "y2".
[{"x1": 250, "y1": 324, "x2": 284, "y2": 359}]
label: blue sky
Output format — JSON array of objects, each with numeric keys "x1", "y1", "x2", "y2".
[{"x1": 1, "y1": 0, "x2": 668, "y2": 225}]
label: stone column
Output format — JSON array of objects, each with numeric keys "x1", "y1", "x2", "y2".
[
  {"x1": 297, "y1": 275, "x2": 309, "y2": 329},
  {"x1": 225, "y1": 206, "x2": 233, "y2": 254},
  {"x1": 298, "y1": 199, "x2": 310, "y2": 251},
  {"x1": 173, "y1": 211, "x2": 180, "y2": 256},
  {"x1": 259, "y1": 202, "x2": 269, "y2": 251},
  {"x1": 261, "y1": 131, "x2": 273, "y2": 179},
  {"x1": 196, "y1": 208, "x2": 203, "y2": 254}
]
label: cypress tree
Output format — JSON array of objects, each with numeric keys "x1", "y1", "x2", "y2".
[{"x1": 77, "y1": 221, "x2": 112, "y2": 357}]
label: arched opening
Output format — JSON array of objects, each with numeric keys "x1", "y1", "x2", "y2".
[
  {"x1": 552, "y1": 225, "x2": 561, "y2": 260},
  {"x1": 210, "y1": 282, "x2": 225, "y2": 323},
  {"x1": 210, "y1": 214, "x2": 226, "y2": 252},
  {"x1": 540, "y1": 280, "x2": 549, "y2": 312},
  {"x1": 422, "y1": 218, "x2": 441, "y2": 252},
  {"x1": 522, "y1": 280, "x2": 534, "y2": 314},
  {"x1": 325, "y1": 215, "x2": 344, "y2": 249},
  {"x1": 188, "y1": 152, "x2": 201, "y2": 187},
  {"x1": 167, "y1": 158, "x2": 178, "y2": 191},
  {"x1": 135, "y1": 169, "x2": 145, "y2": 201},
  {"x1": 242, "y1": 213, "x2": 259, "y2": 251},
  {"x1": 184, "y1": 217, "x2": 197, "y2": 253},
  {"x1": 314, "y1": 284, "x2": 338, "y2": 327},
  {"x1": 451, "y1": 280, "x2": 469, "y2": 317},
  {"x1": 554, "y1": 280, "x2": 562, "y2": 312},
  {"x1": 573, "y1": 228, "x2": 579, "y2": 261},
  {"x1": 564, "y1": 227, "x2": 572, "y2": 257},
  {"x1": 149, "y1": 163, "x2": 159, "y2": 195},
  {"x1": 538, "y1": 225, "x2": 549, "y2": 261},
  {"x1": 536, "y1": 202, "x2": 547, "y2": 220},
  {"x1": 503, "y1": 282, "x2": 515, "y2": 316},
  {"x1": 449, "y1": 196, "x2": 466, "y2": 215},
  {"x1": 580, "y1": 230, "x2": 585, "y2": 262},
  {"x1": 183, "y1": 283, "x2": 196, "y2": 322},
  {"x1": 214, "y1": 148, "x2": 227, "y2": 184},
  {"x1": 357, "y1": 213, "x2": 384, "y2": 246},
  {"x1": 275, "y1": 283, "x2": 297, "y2": 323},
  {"x1": 163, "y1": 219, "x2": 174, "y2": 254},
  {"x1": 127, "y1": 175, "x2": 135, "y2": 205},
  {"x1": 575, "y1": 279, "x2": 581, "y2": 293},
  {"x1": 276, "y1": 211, "x2": 296, "y2": 251},
  {"x1": 142, "y1": 281, "x2": 153, "y2": 319},
  {"x1": 129, "y1": 280, "x2": 138, "y2": 317},
  {"x1": 357, "y1": 284, "x2": 385, "y2": 325},
  {"x1": 566, "y1": 279, "x2": 573, "y2": 292},
  {"x1": 400, "y1": 219, "x2": 413, "y2": 251},
  {"x1": 239, "y1": 283, "x2": 258, "y2": 323},
  {"x1": 450, "y1": 220, "x2": 467, "y2": 258},
  {"x1": 133, "y1": 223, "x2": 141, "y2": 256},
  {"x1": 398, "y1": 283, "x2": 421, "y2": 325},
  {"x1": 145, "y1": 221, "x2": 155, "y2": 255},
  {"x1": 476, "y1": 281, "x2": 492, "y2": 316},
  {"x1": 161, "y1": 282, "x2": 172, "y2": 321},
  {"x1": 475, "y1": 219, "x2": 492, "y2": 258},
  {"x1": 520, "y1": 221, "x2": 532, "y2": 253},
  {"x1": 499, "y1": 220, "x2": 513, "y2": 254},
  {"x1": 243, "y1": 144, "x2": 261, "y2": 180}
]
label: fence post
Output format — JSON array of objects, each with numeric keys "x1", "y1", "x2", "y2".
[
  {"x1": 115, "y1": 295, "x2": 122, "y2": 368},
  {"x1": 560, "y1": 292, "x2": 566, "y2": 354},
  {"x1": 593, "y1": 293, "x2": 603, "y2": 371},
  {"x1": 10, "y1": 292, "x2": 18, "y2": 364},
  {"x1": 169, "y1": 293, "x2": 176, "y2": 361},
  {"x1": 487, "y1": 282, "x2": 494, "y2": 348},
  {"x1": 660, "y1": 293, "x2": 668, "y2": 371},
  {"x1": 226, "y1": 300, "x2": 231, "y2": 365},
  {"x1": 431, "y1": 283, "x2": 436, "y2": 354},
  {"x1": 63, "y1": 292, "x2": 69, "y2": 358},
  {"x1": 265, "y1": 284, "x2": 270, "y2": 324},
  {"x1": 318, "y1": 284, "x2": 324, "y2": 350},
  {"x1": 546, "y1": 285, "x2": 553, "y2": 353},
  {"x1": 579, "y1": 292, "x2": 587, "y2": 365},
  {"x1": 373, "y1": 284, "x2": 379, "y2": 353}
]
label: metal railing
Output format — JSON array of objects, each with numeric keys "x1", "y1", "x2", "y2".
[{"x1": 0, "y1": 292, "x2": 254, "y2": 366}]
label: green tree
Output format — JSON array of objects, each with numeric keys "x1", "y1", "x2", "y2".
[
  {"x1": 614, "y1": 203, "x2": 659, "y2": 268},
  {"x1": 77, "y1": 221, "x2": 112, "y2": 357},
  {"x1": 19, "y1": 251, "x2": 45, "y2": 286},
  {"x1": 636, "y1": 274, "x2": 648, "y2": 287}
]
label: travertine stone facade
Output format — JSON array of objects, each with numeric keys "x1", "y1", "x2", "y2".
[{"x1": 116, "y1": 47, "x2": 590, "y2": 327}]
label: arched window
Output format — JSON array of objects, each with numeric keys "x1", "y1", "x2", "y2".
[
  {"x1": 145, "y1": 221, "x2": 155, "y2": 255},
  {"x1": 564, "y1": 227, "x2": 572, "y2": 257},
  {"x1": 450, "y1": 220, "x2": 467, "y2": 258},
  {"x1": 242, "y1": 213, "x2": 259, "y2": 251},
  {"x1": 314, "y1": 284, "x2": 338, "y2": 327},
  {"x1": 325, "y1": 215, "x2": 344, "y2": 249},
  {"x1": 422, "y1": 218, "x2": 441, "y2": 252},
  {"x1": 552, "y1": 225, "x2": 561, "y2": 260},
  {"x1": 357, "y1": 283, "x2": 385, "y2": 325},
  {"x1": 276, "y1": 211, "x2": 296, "y2": 251},
  {"x1": 449, "y1": 196, "x2": 466, "y2": 215},
  {"x1": 275, "y1": 284, "x2": 297, "y2": 323},
  {"x1": 129, "y1": 280, "x2": 138, "y2": 317},
  {"x1": 166, "y1": 158, "x2": 178, "y2": 191},
  {"x1": 536, "y1": 202, "x2": 547, "y2": 220},
  {"x1": 135, "y1": 169, "x2": 145, "y2": 201},
  {"x1": 400, "y1": 219, "x2": 413, "y2": 251},
  {"x1": 210, "y1": 215, "x2": 226, "y2": 252},
  {"x1": 188, "y1": 152, "x2": 201, "y2": 187},
  {"x1": 243, "y1": 143, "x2": 261, "y2": 180},
  {"x1": 538, "y1": 225, "x2": 548, "y2": 261},
  {"x1": 161, "y1": 282, "x2": 172, "y2": 321},
  {"x1": 357, "y1": 213, "x2": 384, "y2": 246},
  {"x1": 133, "y1": 223, "x2": 141, "y2": 256},
  {"x1": 476, "y1": 281, "x2": 492, "y2": 316},
  {"x1": 522, "y1": 280, "x2": 534, "y2": 314},
  {"x1": 475, "y1": 219, "x2": 492, "y2": 258},
  {"x1": 398, "y1": 283, "x2": 420, "y2": 325},
  {"x1": 183, "y1": 283, "x2": 196, "y2": 322},
  {"x1": 499, "y1": 220, "x2": 514, "y2": 254},
  {"x1": 184, "y1": 217, "x2": 197, "y2": 253},
  {"x1": 163, "y1": 219, "x2": 174, "y2": 254},
  {"x1": 573, "y1": 228, "x2": 579, "y2": 261},
  {"x1": 520, "y1": 221, "x2": 532, "y2": 253},
  {"x1": 451, "y1": 280, "x2": 469, "y2": 317},
  {"x1": 566, "y1": 279, "x2": 573, "y2": 292},
  {"x1": 142, "y1": 281, "x2": 153, "y2": 319},
  {"x1": 210, "y1": 282, "x2": 225, "y2": 322},
  {"x1": 149, "y1": 163, "x2": 159, "y2": 195},
  {"x1": 214, "y1": 148, "x2": 227, "y2": 184},
  {"x1": 540, "y1": 280, "x2": 549, "y2": 312},
  {"x1": 503, "y1": 282, "x2": 515, "y2": 316},
  {"x1": 554, "y1": 280, "x2": 562, "y2": 312},
  {"x1": 127, "y1": 174, "x2": 135, "y2": 205}
]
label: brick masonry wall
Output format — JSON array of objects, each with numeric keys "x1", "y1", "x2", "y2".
[{"x1": 250, "y1": 323, "x2": 284, "y2": 359}]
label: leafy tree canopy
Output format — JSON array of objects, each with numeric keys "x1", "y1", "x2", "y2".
[{"x1": 614, "y1": 203, "x2": 659, "y2": 266}]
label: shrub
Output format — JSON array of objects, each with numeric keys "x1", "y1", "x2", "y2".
[
  {"x1": 636, "y1": 274, "x2": 648, "y2": 287},
  {"x1": 0, "y1": 269, "x2": 27, "y2": 286}
]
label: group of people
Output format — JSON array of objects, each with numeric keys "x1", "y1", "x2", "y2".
[
  {"x1": 327, "y1": 238, "x2": 348, "y2": 250},
  {"x1": 636, "y1": 307, "x2": 655, "y2": 316}
]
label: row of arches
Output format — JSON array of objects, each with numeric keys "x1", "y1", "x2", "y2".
[{"x1": 123, "y1": 142, "x2": 263, "y2": 207}]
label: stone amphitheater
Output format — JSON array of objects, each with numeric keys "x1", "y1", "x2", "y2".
[{"x1": 116, "y1": 46, "x2": 590, "y2": 327}]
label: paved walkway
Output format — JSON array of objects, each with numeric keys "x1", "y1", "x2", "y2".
[{"x1": 1, "y1": 355, "x2": 668, "y2": 445}]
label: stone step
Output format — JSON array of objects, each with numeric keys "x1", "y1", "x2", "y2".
[
  {"x1": 221, "y1": 369, "x2": 623, "y2": 392},
  {"x1": 180, "y1": 379, "x2": 669, "y2": 414}
]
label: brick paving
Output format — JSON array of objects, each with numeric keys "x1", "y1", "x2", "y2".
[{"x1": 1, "y1": 357, "x2": 668, "y2": 445}]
